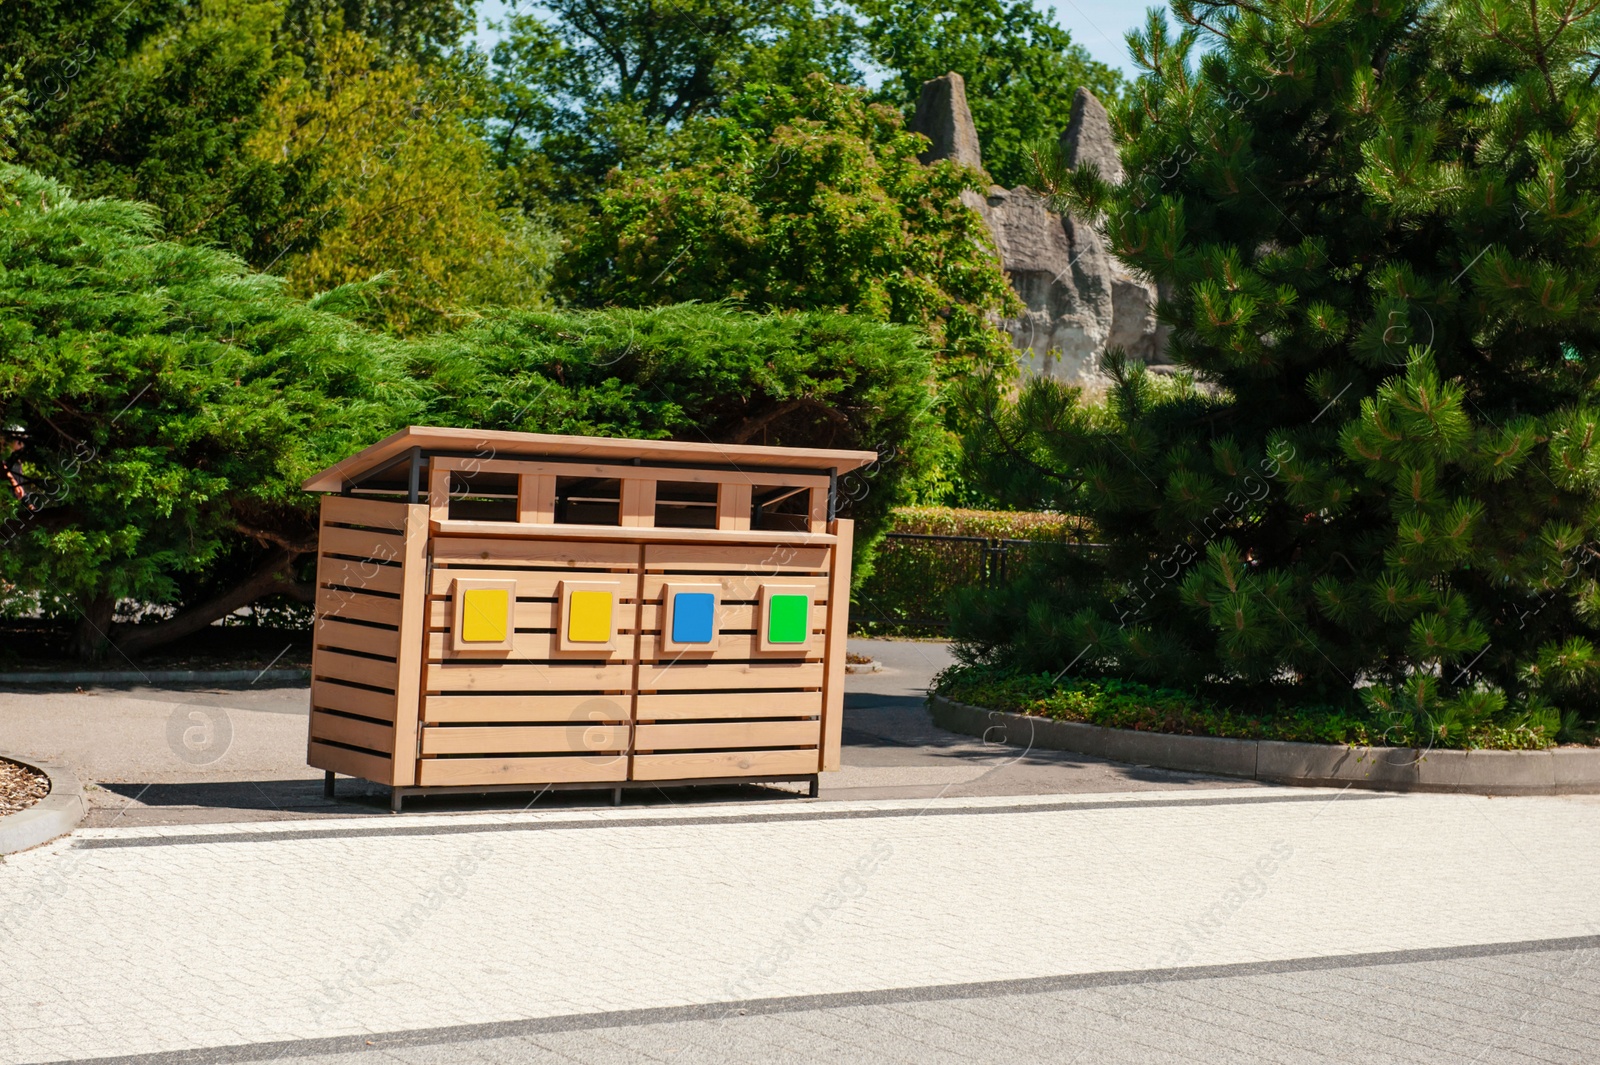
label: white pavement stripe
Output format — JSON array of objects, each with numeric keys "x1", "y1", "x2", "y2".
[{"x1": 2, "y1": 792, "x2": 1598, "y2": 1063}]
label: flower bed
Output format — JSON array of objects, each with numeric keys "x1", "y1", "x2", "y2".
[{"x1": 934, "y1": 665, "x2": 1559, "y2": 752}]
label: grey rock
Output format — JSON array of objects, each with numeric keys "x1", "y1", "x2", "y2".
[
  {"x1": 911, "y1": 72, "x2": 983, "y2": 170},
  {"x1": 916, "y1": 79, "x2": 1168, "y2": 384},
  {"x1": 1061, "y1": 87, "x2": 1124, "y2": 186}
]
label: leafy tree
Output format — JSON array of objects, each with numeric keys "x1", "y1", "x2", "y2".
[
  {"x1": 858, "y1": 0, "x2": 1123, "y2": 188},
  {"x1": 561, "y1": 75, "x2": 1019, "y2": 379},
  {"x1": 282, "y1": 0, "x2": 479, "y2": 71},
  {"x1": 410, "y1": 302, "x2": 939, "y2": 564},
  {"x1": 487, "y1": 0, "x2": 860, "y2": 206},
  {"x1": 2, "y1": 0, "x2": 333, "y2": 268},
  {"x1": 957, "y1": 0, "x2": 1600, "y2": 745},
  {"x1": 0, "y1": 165, "x2": 415, "y2": 660},
  {"x1": 250, "y1": 31, "x2": 555, "y2": 334},
  {"x1": 0, "y1": 165, "x2": 937, "y2": 658},
  {"x1": 0, "y1": 62, "x2": 24, "y2": 161}
]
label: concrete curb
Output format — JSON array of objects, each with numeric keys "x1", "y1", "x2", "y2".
[
  {"x1": 0, "y1": 753, "x2": 87, "y2": 854},
  {"x1": 929, "y1": 694, "x2": 1600, "y2": 795},
  {"x1": 0, "y1": 667, "x2": 309, "y2": 687}
]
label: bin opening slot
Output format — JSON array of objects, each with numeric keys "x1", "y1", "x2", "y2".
[
  {"x1": 655, "y1": 481, "x2": 719, "y2": 529},
  {"x1": 556, "y1": 477, "x2": 621, "y2": 526},
  {"x1": 752, "y1": 485, "x2": 811, "y2": 532},
  {"x1": 445, "y1": 471, "x2": 518, "y2": 522}
]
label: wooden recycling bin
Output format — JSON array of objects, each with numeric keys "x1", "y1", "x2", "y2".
[{"x1": 301, "y1": 426, "x2": 874, "y2": 811}]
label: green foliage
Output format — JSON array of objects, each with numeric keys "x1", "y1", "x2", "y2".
[
  {"x1": 857, "y1": 0, "x2": 1123, "y2": 188},
  {"x1": 3, "y1": 0, "x2": 332, "y2": 269},
  {"x1": 936, "y1": 664, "x2": 1557, "y2": 750},
  {"x1": 249, "y1": 31, "x2": 554, "y2": 334},
  {"x1": 409, "y1": 302, "x2": 940, "y2": 559},
  {"x1": 487, "y1": 0, "x2": 860, "y2": 207},
  {"x1": 560, "y1": 75, "x2": 1019, "y2": 378},
  {"x1": 957, "y1": 0, "x2": 1600, "y2": 736},
  {"x1": 855, "y1": 507, "x2": 1091, "y2": 634},
  {"x1": 0, "y1": 164, "x2": 415, "y2": 656},
  {"x1": 0, "y1": 61, "x2": 24, "y2": 162}
]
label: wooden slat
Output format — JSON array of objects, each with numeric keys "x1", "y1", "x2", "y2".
[
  {"x1": 637, "y1": 602, "x2": 825, "y2": 632},
  {"x1": 427, "y1": 631, "x2": 628, "y2": 661},
  {"x1": 312, "y1": 679, "x2": 399, "y2": 722},
  {"x1": 620, "y1": 478, "x2": 656, "y2": 527},
  {"x1": 820, "y1": 519, "x2": 853, "y2": 773},
  {"x1": 643, "y1": 544, "x2": 830, "y2": 572},
  {"x1": 635, "y1": 691, "x2": 823, "y2": 720},
  {"x1": 717, "y1": 482, "x2": 752, "y2": 531},
  {"x1": 429, "y1": 569, "x2": 573, "y2": 599},
  {"x1": 307, "y1": 739, "x2": 392, "y2": 783},
  {"x1": 424, "y1": 693, "x2": 633, "y2": 723},
  {"x1": 428, "y1": 598, "x2": 558, "y2": 630},
  {"x1": 417, "y1": 754, "x2": 628, "y2": 787},
  {"x1": 310, "y1": 710, "x2": 394, "y2": 754},
  {"x1": 429, "y1": 464, "x2": 450, "y2": 523},
  {"x1": 641, "y1": 574, "x2": 828, "y2": 603},
  {"x1": 317, "y1": 588, "x2": 403, "y2": 627},
  {"x1": 389, "y1": 502, "x2": 432, "y2": 787},
  {"x1": 808, "y1": 486, "x2": 828, "y2": 533},
  {"x1": 431, "y1": 520, "x2": 837, "y2": 548},
  {"x1": 421, "y1": 723, "x2": 629, "y2": 755},
  {"x1": 425, "y1": 661, "x2": 636, "y2": 692},
  {"x1": 432, "y1": 538, "x2": 641, "y2": 567},
  {"x1": 315, "y1": 618, "x2": 401, "y2": 659},
  {"x1": 319, "y1": 556, "x2": 405, "y2": 595},
  {"x1": 637, "y1": 635, "x2": 821, "y2": 662},
  {"x1": 635, "y1": 720, "x2": 819, "y2": 750},
  {"x1": 313, "y1": 649, "x2": 398, "y2": 690},
  {"x1": 434, "y1": 456, "x2": 829, "y2": 490},
  {"x1": 321, "y1": 494, "x2": 408, "y2": 531},
  {"x1": 631, "y1": 749, "x2": 819, "y2": 781},
  {"x1": 319, "y1": 524, "x2": 405, "y2": 564},
  {"x1": 519, "y1": 473, "x2": 556, "y2": 523},
  {"x1": 635, "y1": 660, "x2": 824, "y2": 691}
]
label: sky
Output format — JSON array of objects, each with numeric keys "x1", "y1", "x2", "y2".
[{"x1": 471, "y1": 1, "x2": 1149, "y2": 81}]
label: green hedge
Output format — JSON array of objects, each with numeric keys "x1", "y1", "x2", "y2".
[{"x1": 852, "y1": 507, "x2": 1090, "y2": 635}]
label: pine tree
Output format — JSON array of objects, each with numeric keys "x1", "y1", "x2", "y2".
[{"x1": 958, "y1": 0, "x2": 1600, "y2": 744}]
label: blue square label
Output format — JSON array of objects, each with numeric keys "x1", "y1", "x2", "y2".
[{"x1": 671, "y1": 592, "x2": 716, "y2": 644}]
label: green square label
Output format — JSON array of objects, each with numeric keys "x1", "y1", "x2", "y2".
[{"x1": 767, "y1": 594, "x2": 809, "y2": 644}]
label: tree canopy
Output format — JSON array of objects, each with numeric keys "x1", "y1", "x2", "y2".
[{"x1": 958, "y1": 0, "x2": 1600, "y2": 745}]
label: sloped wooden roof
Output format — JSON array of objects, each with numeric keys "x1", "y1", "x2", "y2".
[{"x1": 302, "y1": 426, "x2": 878, "y2": 493}]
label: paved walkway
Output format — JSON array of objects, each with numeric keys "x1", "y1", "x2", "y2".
[
  {"x1": 4, "y1": 788, "x2": 1599, "y2": 1063},
  {"x1": 0, "y1": 639, "x2": 1241, "y2": 827}
]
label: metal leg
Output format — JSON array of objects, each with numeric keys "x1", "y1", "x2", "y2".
[
  {"x1": 807, "y1": 776, "x2": 820, "y2": 799},
  {"x1": 323, "y1": 771, "x2": 335, "y2": 800},
  {"x1": 389, "y1": 787, "x2": 403, "y2": 814},
  {"x1": 612, "y1": 787, "x2": 623, "y2": 807}
]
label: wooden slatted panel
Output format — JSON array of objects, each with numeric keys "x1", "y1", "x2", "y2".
[
  {"x1": 635, "y1": 660, "x2": 823, "y2": 691},
  {"x1": 636, "y1": 635, "x2": 822, "y2": 662},
  {"x1": 818, "y1": 519, "x2": 853, "y2": 772},
  {"x1": 634, "y1": 720, "x2": 818, "y2": 750},
  {"x1": 312, "y1": 679, "x2": 399, "y2": 723},
  {"x1": 308, "y1": 739, "x2": 392, "y2": 784},
  {"x1": 312, "y1": 649, "x2": 398, "y2": 690},
  {"x1": 432, "y1": 538, "x2": 638, "y2": 568},
  {"x1": 424, "y1": 693, "x2": 632, "y2": 723},
  {"x1": 640, "y1": 574, "x2": 827, "y2": 603},
  {"x1": 315, "y1": 618, "x2": 401, "y2": 659},
  {"x1": 417, "y1": 754, "x2": 628, "y2": 787},
  {"x1": 318, "y1": 589, "x2": 403, "y2": 627},
  {"x1": 644, "y1": 544, "x2": 829, "y2": 573},
  {"x1": 425, "y1": 661, "x2": 636, "y2": 692},
  {"x1": 634, "y1": 691, "x2": 822, "y2": 721},
  {"x1": 426, "y1": 630, "x2": 627, "y2": 661},
  {"x1": 310, "y1": 711, "x2": 395, "y2": 754},
  {"x1": 421, "y1": 724, "x2": 629, "y2": 756},
  {"x1": 320, "y1": 556, "x2": 405, "y2": 596},
  {"x1": 318, "y1": 525, "x2": 406, "y2": 564},
  {"x1": 631, "y1": 749, "x2": 819, "y2": 781},
  {"x1": 320, "y1": 494, "x2": 408, "y2": 531}
]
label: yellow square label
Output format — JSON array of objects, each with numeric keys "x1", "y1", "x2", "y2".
[
  {"x1": 567, "y1": 590, "x2": 614, "y2": 643},
  {"x1": 459, "y1": 588, "x2": 510, "y2": 643}
]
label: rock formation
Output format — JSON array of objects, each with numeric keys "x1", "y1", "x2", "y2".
[{"x1": 913, "y1": 74, "x2": 1172, "y2": 388}]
